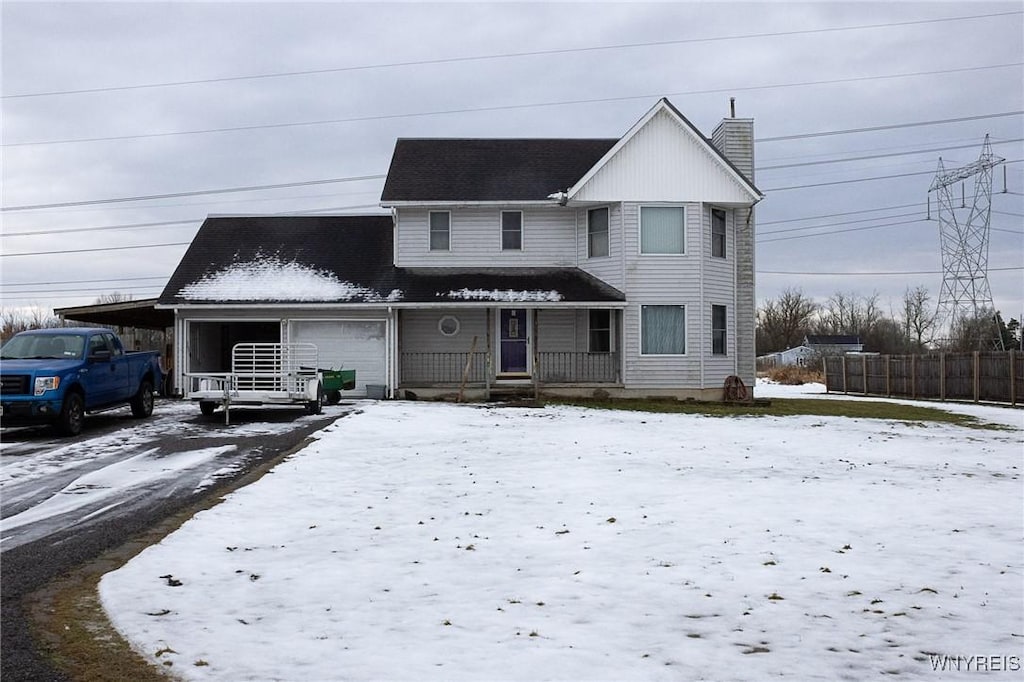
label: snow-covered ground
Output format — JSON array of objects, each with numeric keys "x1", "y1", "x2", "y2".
[{"x1": 100, "y1": 395, "x2": 1023, "y2": 681}]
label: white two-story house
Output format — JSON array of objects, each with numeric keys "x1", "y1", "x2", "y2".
[{"x1": 158, "y1": 98, "x2": 762, "y2": 400}]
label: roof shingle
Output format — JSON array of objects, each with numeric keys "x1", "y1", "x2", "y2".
[{"x1": 380, "y1": 138, "x2": 617, "y2": 202}]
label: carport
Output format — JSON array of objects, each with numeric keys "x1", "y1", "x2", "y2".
[{"x1": 55, "y1": 298, "x2": 173, "y2": 331}]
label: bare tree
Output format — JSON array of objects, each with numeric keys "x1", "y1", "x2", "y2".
[
  {"x1": 815, "y1": 291, "x2": 882, "y2": 336},
  {"x1": 901, "y1": 285, "x2": 936, "y2": 352},
  {"x1": 757, "y1": 288, "x2": 818, "y2": 354}
]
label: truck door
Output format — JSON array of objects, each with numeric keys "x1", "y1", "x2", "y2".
[
  {"x1": 83, "y1": 333, "x2": 120, "y2": 406},
  {"x1": 103, "y1": 332, "x2": 132, "y2": 400}
]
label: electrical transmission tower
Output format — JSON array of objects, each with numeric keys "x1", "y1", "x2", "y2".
[{"x1": 928, "y1": 135, "x2": 1005, "y2": 350}]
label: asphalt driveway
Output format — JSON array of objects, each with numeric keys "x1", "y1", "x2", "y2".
[{"x1": 1, "y1": 398, "x2": 358, "y2": 681}]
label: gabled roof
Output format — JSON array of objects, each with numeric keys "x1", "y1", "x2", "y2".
[
  {"x1": 380, "y1": 138, "x2": 617, "y2": 203},
  {"x1": 567, "y1": 98, "x2": 761, "y2": 202},
  {"x1": 379, "y1": 98, "x2": 760, "y2": 205},
  {"x1": 158, "y1": 216, "x2": 624, "y2": 306}
]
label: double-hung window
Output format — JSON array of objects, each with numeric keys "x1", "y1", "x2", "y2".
[
  {"x1": 640, "y1": 206, "x2": 685, "y2": 254},
  {"x1": 588, "y1": 207, "x2": 609, "y2": 258},
  {"x1": 641, "y1": 305, "x2": 686, "y2": 355},
  {"x1": 429, "y1": 211, "x2": 450, "y2": 251},
  {"x1": 711, "y1": 208, "x2": 727, "y2": 258},
  {"x1": 501, "y1": 211, "x2": 523, "y2": 251},
  {"x1": 711, "y1": 305, "x2": 727, "y2": 355},
  {"x1": 588, "y1": 309, "x2": 611, "y2": 353}
]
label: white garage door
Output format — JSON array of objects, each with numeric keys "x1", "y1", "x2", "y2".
[{"x1": 290, "y1": 320, "x2": 386, "y2": 397}]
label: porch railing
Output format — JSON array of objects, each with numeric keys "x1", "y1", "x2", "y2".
[
  {"x1": 401, "y1": 352, "x2": 489, "y2": 384},
  {"x1": 399, "y1": 351, "x2": 619, "y2": 385}
]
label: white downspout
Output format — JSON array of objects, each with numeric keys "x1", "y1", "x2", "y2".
[
  {"x1": 698, "y1": 204, "x2": 705, "y2": 390},
  {"x1": 387, "y1": 306, "x2": 395, "y2": 398},
  {"x1": 733, "y1": 210, "x2": 739, "y2": 377}
]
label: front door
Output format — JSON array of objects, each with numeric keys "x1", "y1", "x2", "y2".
[{"x1": 499, "y1": 308, "x2": 530, "y2": 375}]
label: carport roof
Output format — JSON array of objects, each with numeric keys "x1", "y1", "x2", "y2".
[
  {"x1": 159, "y1": 215, "x2": 624, "y2": 306},
  {"x1": 55, "y1": 298, "x2": 173, "y2": 330}
]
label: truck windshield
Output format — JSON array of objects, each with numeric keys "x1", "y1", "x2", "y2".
[{"x1": 0, "y1": 334, "x2": 86, "y2": 360}]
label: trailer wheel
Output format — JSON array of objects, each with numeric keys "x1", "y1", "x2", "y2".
[
  {"x1": 56, "y1": 391, "x2": 85, "y2": 437},
  {"x1": 326, "y1": 390, "x2": 342, "y2": 405},
  {"x1": 305, "y1": 382, "x2": 323, "y2": 415},
  {"x1": 199, "y1": 400, "x2": 217, "y2": 416}
]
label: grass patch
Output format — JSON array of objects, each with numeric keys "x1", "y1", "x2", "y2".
[{"x1": 546, "y1": 397, "x2": 1007, "y2": 430}]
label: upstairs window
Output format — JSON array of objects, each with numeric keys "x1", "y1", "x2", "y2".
[
  {"x1": 588, "y1": 207, "x2": 609, "y2": 258},
  {"x1": 640, "y1": 206, "x2": 685, "y2": 254},
  {"x1": 588, "y1": 309, "x2": 611, "y2": 352},
  {"x1": 501, "y1": 211, "x2": 523, "y2": 251},
  {"x1": 711, "y1": 208, "x2": 727, "y2": 258},
  {"x1": 429, "y1": 211, "x2": 450, "y2": 251},
  {"x1": 712, "y1": 304, "x2": 727, "y2": 355},
  {"x1": 641, "y1": 305, "x2": 686, "y2": 355}
]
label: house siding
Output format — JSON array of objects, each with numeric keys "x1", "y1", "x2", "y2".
[
  {"x1": 576, "y1": 203, "x2": 624, "y2": 290},
  {"x1": 619, "y1": 202, "x2": 703, "y2": 387},
  {"x1": 395, "y1": 206, "x2": 577, "y2": 268}
]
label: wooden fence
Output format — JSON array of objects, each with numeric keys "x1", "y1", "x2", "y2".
[{"x1": 823, "y1": 351, "x2": 1022, "y2": 405}]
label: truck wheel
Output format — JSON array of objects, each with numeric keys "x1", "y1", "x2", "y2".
[
  {"x1": 199, "y1": 401, "x2": 217, "y2": 416},
  {"x1": 305, "y1": 383, "x2": 323, "y2": 415},
  {"x1": 56, "y1": 392, "x2": 85, "y2": 437},
  {"x1": 131, "y1": 378, "x2": 154, "y2": 418}
]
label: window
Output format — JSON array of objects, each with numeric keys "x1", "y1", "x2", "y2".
[
  {"x1": 711, "y1": 208, "x2": 727, "y2": 258},
  {"x1": 588, "y1": 309, "x2": 611, "y2": 352},
  {"x1": 712, "y1": 305, "x2": 727, "y2": 355},
  {"x1": 640, "y1": 206, "x2": 685, "y2": 254},
  {"x1": 641, "y1": 305, "x2": 686, "y2": 355},
  {"x1": 429, "y1": 211, "x2": 450, "y2": 251},
  {"x1": 438, "y1": 315, "x2": 460, "y2": 337},
  {"x1": 588, "y1": 207, "x2": 609, "y2": 258},
  {"x1": 501, "y1": 211, "x2": 522, "y2": 251}
]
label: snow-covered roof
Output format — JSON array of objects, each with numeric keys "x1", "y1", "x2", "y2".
[{"x1": 159, "y1": 217, "x2": 624, "y2": 306}]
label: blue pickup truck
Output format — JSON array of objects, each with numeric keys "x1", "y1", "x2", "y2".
[{"x1": 0, "y1": 327, "x2": 163, "y2": 436}]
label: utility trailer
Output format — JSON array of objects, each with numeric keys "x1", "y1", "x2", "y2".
[{"x1": 186, "y1": 343, "x2": 324, "y2": 424}]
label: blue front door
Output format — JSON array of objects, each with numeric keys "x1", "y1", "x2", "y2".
[{"x1": 499, "y1": 309, "x2": 529, "y2": 374}]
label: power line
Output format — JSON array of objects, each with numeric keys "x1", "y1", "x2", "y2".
[
  {"x1": 2, "y1": 275, "x2": 170, "y2": 288},
  {"x1": 1, "y1": 219, "x2": 197, "y2": 238},
  {"x1": 759, "y1": 203, "x2": 923, "y2": 226},
  {"x1": 6, "y1": 64, "x2": 1020, "y2": 148},
  {"x1": 759, "y1": 212, "x2": 922, "y2": 237},
  {"x1": 757, "y1": 137, "x2": 1024, "y2": 170},
  {"x1": 756, "y1": 111, "x2": 1024, "y2": 143},
  {"x1": 1, "y1": 242, "x2": 191, "y2": 258},
  {"x1": 758, "y1": 218, "x2": 925, "y2": 243},
  {"x1": 6, "y1": 10, "x2": 1018, "y2": 99},
  {"x1": 757, "y1": 266, "x2": 1024, "y2": 276},
  {"x1": 1, "y1": 175, "x2": 386, "y2": 212},
  {"x1": 763, "y1": 160, "x2": 1024, "y2": 192}
]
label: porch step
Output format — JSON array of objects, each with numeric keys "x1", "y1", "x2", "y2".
[{"x1": 488, "y1": 385, "x2": 537, "y2": 402}]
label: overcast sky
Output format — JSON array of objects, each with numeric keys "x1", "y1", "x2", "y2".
[{"x1": 2, "y1": 1, "x2": 1022, "y2": 330}]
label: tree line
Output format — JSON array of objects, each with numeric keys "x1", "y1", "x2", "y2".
[{"x1": 757, "y1": 286, "x2": 1021, "y2": 355}]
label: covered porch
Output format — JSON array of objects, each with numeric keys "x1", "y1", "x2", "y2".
[{"x1": 396, "y1": 306, "x2": 623, "y2": 398}]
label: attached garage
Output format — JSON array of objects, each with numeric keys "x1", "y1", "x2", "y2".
[{"x1": 288, "y1": 320, "x2": 387, "y2": 397}]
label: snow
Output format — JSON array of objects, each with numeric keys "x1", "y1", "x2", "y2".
[
  {"x1": 445, "y1": 288, "x2": 563, "y2": 302},
  {"x1": 178, "y1": 257, "x2": 402, "y2": 302},
  {"x1": 1, "y1": 445, "x2": 236, "y2": 534},
  {"x1": 100, "y1": 399, "x2": 1023, "y2": 681}
]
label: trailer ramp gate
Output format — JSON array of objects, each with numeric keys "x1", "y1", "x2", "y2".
[{"x1": 186, "y1": 343, "x2": 322, "y2": 424}]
